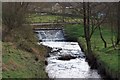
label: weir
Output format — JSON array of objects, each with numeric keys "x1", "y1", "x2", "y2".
[
  {"x1": 34, "y1": 28, "x2": 65, "y2": 42},
  {"x1": 35, "y1": 28, "x2": 101, "y2": 79}
]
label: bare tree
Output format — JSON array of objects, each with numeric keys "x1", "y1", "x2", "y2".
[
  {"x1": 83, "y1": 2, "x2": 92, "y2": 54},
  {"x1": 2, "y1": 2, "x2": 29, "y2": 41},
  {"x1": 98, "y1": 25, "x2": 107, "y2": 48},
  {"x1": 2, "y1": 2, "x2": 29, "y2": 30}
]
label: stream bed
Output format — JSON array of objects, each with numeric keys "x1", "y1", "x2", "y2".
[{"x1": 36, "y1": 29, "x2": 101, "y2": 79}]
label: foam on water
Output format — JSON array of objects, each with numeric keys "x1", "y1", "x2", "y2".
[
  {"x1": 36, "y1": 30, "x2": 65, "y2": 41},
  {"x1": 39, "y1": 42, "x2": 101, "y2": 78},
  {"x1": 36, "y1": 29, "x2": 101, "y2": 79}
]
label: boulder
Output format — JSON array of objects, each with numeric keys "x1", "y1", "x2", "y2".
[{"x1": 58, "y1": 54, "x2": 76, "y2": 60}]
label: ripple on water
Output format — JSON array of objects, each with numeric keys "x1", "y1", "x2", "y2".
[{"x1": 40, "y1": 42, "x2": 101, "y2": 79}]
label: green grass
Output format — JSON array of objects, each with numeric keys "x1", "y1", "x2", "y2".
[
  {"x1": 27, "y1": 14, "x2": 82, "y2": 23},
  {"x1": 91, "y1": 26, "x2": 116, "y2": 50},
  {"x1": 64, "y1": 24, "x2": 116, "y2": 49},
  {"x1": 2, "y1": 25, "x2": 48, "y2": 78},
  {"x1": 98, "y1": 48, "x2": 119, "y2": 72},
  {"x1": 2, "y1": 42, "x2": 47, "y2": 78},
  {"x1": 64, "y1": 24, "x2": 84, "y2": 41},
  {"x1": 64, "y1": 24, "x2": 119, "y2": 75}
]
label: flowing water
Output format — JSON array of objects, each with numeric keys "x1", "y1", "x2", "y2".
[{"x1": 35, "y1": 29, "x2": 101, "y2": 79}]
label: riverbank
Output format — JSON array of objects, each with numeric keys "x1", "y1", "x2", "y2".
[
  {"x1": 2, "y1": 25, "x2": 48, "y2": 78},
  {"x1": 78, "y1": 37, "x2": 119, "y2": 79},
  {"x1": 64, "y1": 24, "x2": 119, "y2": 79}
]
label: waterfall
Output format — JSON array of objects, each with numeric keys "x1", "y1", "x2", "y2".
[
  {"x1": 35, "y1": 28, "x2": 101, "y2": 79},
  {"x1": 36, "y1": 29, "x2": 65, "y2": 42}
]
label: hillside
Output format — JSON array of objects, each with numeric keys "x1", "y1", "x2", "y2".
[{"x1": 2, "y1": 25, "x2": 48, "y2": 78}]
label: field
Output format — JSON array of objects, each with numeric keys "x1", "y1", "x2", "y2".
[{"x1": 27, "y1": 14, "x2": 82, "y2": 23}]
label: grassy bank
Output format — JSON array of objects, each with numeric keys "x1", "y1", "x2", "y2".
[
  {"x1": 64, "y1": 24, "x2": 119, "y2": 78},
  {"x1": 27, "y1": 14, "x2": 82, "y2": 23},
  {"x1": 2, "y1": 25, "x2": 48, "y2": 78},
  {"x1": 2, "y1": 42, "x2": 47, "y2": 78}
]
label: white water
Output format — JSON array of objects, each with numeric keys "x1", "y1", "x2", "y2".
[
  {"x1": 36, "y1": 29, "x2": 101, "y2": 79},
  {"x1": 35, "y1": 30, "x2": 65, "y2": 41}
]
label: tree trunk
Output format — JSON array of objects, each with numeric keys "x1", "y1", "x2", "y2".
[
  {"x1": 86, "y1": 2, "x2": 91, "y2": 53},
  {"x1": 99, "y1": 26, "x2": 107, "y2": 48},
  {"x1": 83, "y1": 2, "x2": 91, "y2": 54},
  {"x1": 83, "y1": 2, "x2": 87, "y2": 38},
  {"x1": 116, "y1": 2, "x2": 120, "y2": 45}
]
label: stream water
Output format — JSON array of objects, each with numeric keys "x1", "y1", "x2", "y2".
[{"x1": 35, "y1": 29, "x2": 101, "y2": 79}]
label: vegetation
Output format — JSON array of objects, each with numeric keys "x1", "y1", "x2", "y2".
[
  {"x1": 2, "y1": 3, "x2": 48, "y2": 78},
  {"x1": 2, "y1": 2, "x2": 119, "y2": 79},
  {"x1": 64, "y1": 4, "x2": 119, "y2": 79},
  {"x1": 27, "y1": 14, "x2": 82, "y2": 23},
  {"x1": 2, "y1": 25, "x2": 48, "y2": 78},
  {"x1": 64, "y1": 24, "x2": 119, "y2": 78},
  {"x1": 2, "y1": 42, "x2": 47, "y2": 78}
]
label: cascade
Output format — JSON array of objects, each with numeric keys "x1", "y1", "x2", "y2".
[{"x1": 35, "y1": 29, "x2": 101, "y2": 79}]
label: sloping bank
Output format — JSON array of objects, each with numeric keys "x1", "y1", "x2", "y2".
[
  {"x1": 78, "y1": 37, "x2": 119, "y2": 80},
  {"x1": 2, "y1": 26, "x2": 49, "y2": 78},
  {"x1": 64, "y1": 24, "x2": 119, "y2": 80}
]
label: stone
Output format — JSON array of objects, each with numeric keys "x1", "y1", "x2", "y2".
[{"x1": 58, "y1": 54, "x2": 76, "y2": 60}]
